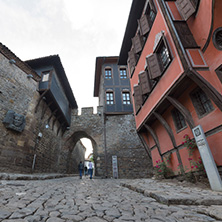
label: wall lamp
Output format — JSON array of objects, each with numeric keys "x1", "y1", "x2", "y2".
[
  {"x1": 27, "y1": 74, "x2": 33, "y2": 79},
  {"x1": 9, "y1": 59, "x2": 16, "y2": 64}
]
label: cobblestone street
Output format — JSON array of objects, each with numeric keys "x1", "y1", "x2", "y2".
[{"x1": 0, "y1": 176, "x2": 222, "y2": 222}]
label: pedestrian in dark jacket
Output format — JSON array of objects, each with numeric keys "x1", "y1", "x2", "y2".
[{"x1": 78, "y1": 161, "x2": 84, "y2": 179}]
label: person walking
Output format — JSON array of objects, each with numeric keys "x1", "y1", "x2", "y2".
[
  {"x1": 84, "y1": 166, "x2": 88, "y2": 176},
  {"x1": 88, "y1": 160, "x2": 93, "y2": 179},
  {"x1": 78, "y1": 161, "x2": 84, "y2": 179}
]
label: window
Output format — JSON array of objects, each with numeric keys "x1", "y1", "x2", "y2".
[
  {"x1": 215, "y1": 65, "x2": 222, "y2": 83},
  {"x1": 119, "y1": 68, "x2": 127, "y2": 79},
  {"x1": 213, "y1": 27, "x2": 222, "y2": 51},
  {"x1": 41, "y1": 70, "x2": 50, "y2": 82},
  {"x1": 105, "y1": 68, "x2": 112, "y2": 79},
  {"x1": 172, "y1": 109, "x2": 187, "y2": 131},
  {"x1": 146, "y1": 36, "x2": 172, "y2": 80},
  {"x1": 146, "y1": 0, "x2": 156, "y2": 23},
  {"x1": 106, "y1": 91, "x2": 114, "y2": 105},
  {"x1": 138, "y1": 0, "x2": 156, "y2": 37},
  {"x1": 190, "y1": 88, "x2": 214, "y2": 117},
  {"x1": 157, "y1": 40, "x2": 171, "y2": 71},
  {"x1": 122, "y1": 92, "x2": 131, "y2": 105}
]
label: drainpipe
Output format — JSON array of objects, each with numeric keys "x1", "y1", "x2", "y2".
[
  {"x1": 32, "y1": 132, "x2": 42, "y2": 173},
  {"x1": 32, "y1": 154, "x2": 37, "y2": 172},
  {"x1": 102, "y1": 56, "x2": 108, "y2": 178},
  {"x1": 103, "y1": 113, "x2": 108, "y2": 178}
]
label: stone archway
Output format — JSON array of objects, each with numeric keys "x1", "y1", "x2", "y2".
[
  {"x1": 61, "y1": 106, "x2": 153, "y2": 179},
  {"x1": 64, "y1": 130, "x2": 99, "y2": 175},
  {"x1": 63, "y1": 107, "x2": 107, "y2": 177}
]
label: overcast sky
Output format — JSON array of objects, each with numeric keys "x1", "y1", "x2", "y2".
[{"x1": 0, "y1": 0, "x2": 132, "y2": 111}]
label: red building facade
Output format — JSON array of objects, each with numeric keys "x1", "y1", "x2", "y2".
[{"x1": 119, "y1": 0, "x2": 222, "y2": 176}]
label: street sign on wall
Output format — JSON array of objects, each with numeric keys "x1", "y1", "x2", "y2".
[
  {"x1": 112, "y1": 155, "x2": 118, "y2": 179},
  {"x1": 192, "y1": 125, "x2": 222, "y2": 191}
]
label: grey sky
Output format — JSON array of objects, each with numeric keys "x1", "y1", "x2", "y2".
[{"x1": 0, "y1": 0, "x2": 132, "y2": 110}]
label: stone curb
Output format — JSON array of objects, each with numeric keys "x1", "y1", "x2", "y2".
[
  {"x1": 121, "y1": 183, "x2": 222, "y2": 206},
  {"x1": 0, "y1": 173, "x2": 77, "y2": 180}
]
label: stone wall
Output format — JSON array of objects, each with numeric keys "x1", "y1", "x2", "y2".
[
  {"x1": 105, "y1": 114, "x2": 153, "y2": 178},
  {"x1": 0, "y1": 53, "x2": 38, "y2": 173}
]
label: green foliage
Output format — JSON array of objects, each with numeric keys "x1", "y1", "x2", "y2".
[
  {"x1": 90, "y1": 155, "x2": 94, "y2": 162},
  {"x1": 188, "y1": 157, "x2": 205, "y2": 172},
  {"x1": 154, "y1": 160, "x2": 173, "y2": 178}
]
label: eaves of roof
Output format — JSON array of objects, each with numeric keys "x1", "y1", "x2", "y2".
[
  {"x1": 26, "y1": 55, "x2": 78, "y2": 109},
  {"x1": 118, "y1": 0, "x2": 146, "y2": 65}
]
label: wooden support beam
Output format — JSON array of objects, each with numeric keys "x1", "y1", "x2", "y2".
[
  {"x1": 41, "y1": 101, "x2": 53, "y2": 120},
  {"x1": 167, "y1": 96, "x2": 195, "y2": 129},
  {"x1": 153, "y1": 112, "x2": 176, "y2": 147},
  {"x1": 138, "y1": 133, "x2": 152, "y2": 159},
  {"x1": 47, "y1": 109, "x2": 58, "y2": 125},
  {"x1": 187, "y1": 68, "x2": 222, "y2": 111},
  {"x1": 35, "y1": 90, "x2": 48, "y2": 113},
  {"x1": 144, "y1": 124, "x2": 163, "y2": 160}
]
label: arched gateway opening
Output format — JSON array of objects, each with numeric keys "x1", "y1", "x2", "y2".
[
  {"x1": 64, "y1": 131, "x2": 98, "y2": 175},
  {"x1": 61, "y1": 107, "x2": 152, "y2": 178}
]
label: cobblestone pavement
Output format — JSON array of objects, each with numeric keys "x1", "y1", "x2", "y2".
[{"x1": 0, "y1": 176, "x2": 222, "y2": 222}]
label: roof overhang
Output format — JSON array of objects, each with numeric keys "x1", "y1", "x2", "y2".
[
  {"x1": 118, "y1": 0, "x2": 146, "y2": 65},
  {"x1": 26, "y1": 55, "x2": 78, "y2": 109}
]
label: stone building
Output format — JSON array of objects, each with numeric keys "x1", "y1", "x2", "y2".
[
  {"x1": 0, "y1": 43, "x2": 85, "y2": 174},
  {"x1": 118, "y1": 0, "x2": 222, "y2": 177},
  {"x1": 93, "y1": 56, "x2": 153, "y2": 178}
]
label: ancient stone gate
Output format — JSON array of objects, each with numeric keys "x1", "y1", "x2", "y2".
[
  {"x1": 63, "y1": 107, "x2": 106, "y2": 177},
  {"x1": 63, "y1": 106, "x2": 153, "y2": 178}
]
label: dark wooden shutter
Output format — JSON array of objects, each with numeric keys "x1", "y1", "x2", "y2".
[
  {"x1": 132, "y1": 34, "x2": 144, "y2": 54},
  {"x1": 146, "y1": 54, "x2": 162, "y2": 80},
  {"x1": 128, "y1": 49, "x2": 137, "y2": 67},
  {"x1": 128, "y1": 49, "x2": 138, "y2": 76},
  {"x1": 176, "y1": 0, "x2": 196, "y2": 21},
  {"x1": 139, "y1": 71, "x2": 152, "y2": 95},
  {"x1": 174, "y1": 21, "x2": 198, "y2": 48},
  {"x1": 138, "y1": 14, "x2": 150, "y2": 36},
  {"x1": 149, "y1": 0, "x2": 157, "y2": 13},
  {"x1": 133, "y1": 85, "x2": 143, "y2": 112}
]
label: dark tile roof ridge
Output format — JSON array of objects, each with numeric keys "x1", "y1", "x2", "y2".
[{"x1": 25, "y1": 54, "x2": 59, "y2": 62}]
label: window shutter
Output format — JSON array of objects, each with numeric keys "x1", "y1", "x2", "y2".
[
  {"x1": 128, "y1": 49, "x2": 138, "y2": 76},
  {"x1": 139, "y1": 71, "x2": 152, "y2": 95},
  {"x1": 138, "y1": 14, "x2": 150, "y2": 36},
  {"x1": 174, "y1": 21, "x2": 198, "y2": 48},
  {"x1": 149, "y1": 0, "x2": 157, "y2": 13},
  {"x1": 127, "y1": 60, "x2": 134, "y2": 77},
  {"x1": 128, "y1": 49, "x2": 137, "y2": 67},
  {"x1": 176, "y1": 0, "x2": 196, "y2": 21},
  {"x1": 146, "y1": 54, "x2": 162, "y2": 80},
  {"x1": 133, "y1": 85, "x2": 143, "y2": 112},
  {"x1": 132, "y1": 34, "x2": 144, "y2": 54}
]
